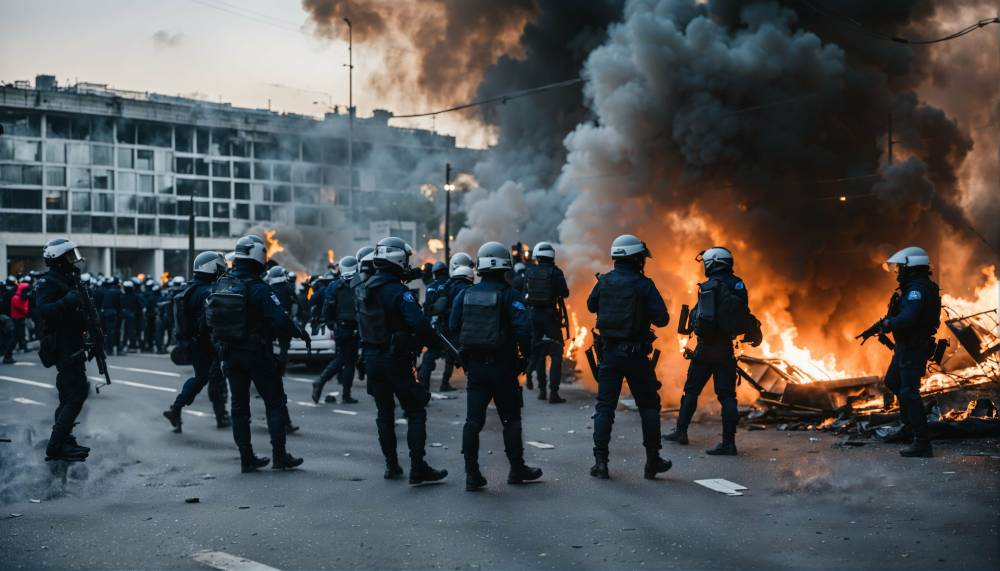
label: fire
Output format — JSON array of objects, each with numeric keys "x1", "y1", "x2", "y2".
[
  {"x1": 264, "y1": 229, "x2": 284, "y2": 259},
  {"x1": 327, "y1": 248, "x2": 336, "y2": 265},
  {"x1": 754, "y1": 315, "x2": 856, "y2": 382},
  {"x1": 160, "y1": 272, "x2": 169, "y2": 285},
  {"x1": 428, "y1": 239, "x2": 445, "y2": 253},
  {"x1": 136, "y1": 273, "x2": 145, "y2": 282},
  {"x1": 565, "y1": 310, "x2": 589, "y2": 358}
]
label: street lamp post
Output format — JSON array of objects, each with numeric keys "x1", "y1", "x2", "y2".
[
  {"x1": 443, "y1": 163, "x2": 453, "y2": 262},
  {"x1": 343, "y1": 18, "x2": 354, "y2": 235}
]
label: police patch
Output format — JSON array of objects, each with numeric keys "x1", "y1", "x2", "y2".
[
  {"x1": 734, "y1": 281, "x2": 745, "y2": 290},
  {"x1": 270, "y1": 293, "x2": 281, "y2": 306},
  {"x1": 402, "y1": 292, "x2": 415, "y2": 303},
  {"x1": 512, "y1": 301, "x2": 526, "y2": 311},
  {"x1": 907, "y1": 290, "x2": 922, "y2": 301}
]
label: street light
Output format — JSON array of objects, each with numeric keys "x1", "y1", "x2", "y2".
[
  {"x1": 343, "y1": 18, "x2": 354, "y2": 236},
  {"x1": 443, "y1": 164, "x2": 453, "y2": 261}
]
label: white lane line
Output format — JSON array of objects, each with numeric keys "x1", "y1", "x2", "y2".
[
  {"x1": 192, "y1": 550, "x2": 281, "y2": 571},
  {"x1": 284, "y1": 376, "x2": 313, "y2": 384},
  {"x1": 13, "y1": 362, "x2": 35, "y2": 367},
  {"x1": 184, "y1": 409, "x2": 209, "y2": 417},
  {"x1": 0, "y1": 376, "x2": 55, "y2": 390},
  {"x1": 13, "y1": 397, "x2": 44, "y2": 406},
  {"x1": 109, "y1": 365, "x2": 182, "y2": 377},
  {"x1": 295, "y1": 401, "x2": 319, "y2": 408},
  {"x1": 332, "y1": 409, "x2": 358, "y2": 416},
  {"x1": 89, "y1": 376, "x2": 177, "y2": 393}
]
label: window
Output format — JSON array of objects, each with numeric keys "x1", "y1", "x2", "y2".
[
  {"x1": 46, "y1": 214, "x2": 67, "y2": 233},
  {"x1": 92, "y1": 145, "x2": 113, "y2": 166},
  {"x1": 0, "y1": 188, "x2": 42, "y2": 209},
  {"x1": 68, "y1": 167, "x2": 91, "y2": 188},
  {"x1": 117, "y1": 194, "x2": 136, "y2": 214},
  {"x1": 13, "y1": 141, "x2": 40, "y2": 162},
  {"x1": 0, "y1": 213, "x2": 42, "y2": 232},
  {"x1": 253, "y1": 162, "x2": 270, "y2": 180},
  {"x1": 322, "y1": 138, "x2": 347, "y2": 164},
  {"x1": 293, "y1": 186, "x2": 318, "y2": 204},
  {"x1": 177, "y1": 178, "x2": 209, "y2": 197},
  {"x1": 302, "y1": 138, "x2": 322, "y2": 163},
  {"x1": 158, "y1": 197, "x2": 177, "y2": 215},
  {"x1": 71, "y1": 214, "x2": 91, "y2": 233},
  {"x1": 1, "y1": 165, "x2": 42, "y2": 185},
  {"x1": 234, "y1": 203, "x2": 250, "y2": 220},
  {"x1": 251, "y1": 183, "x2": 270, "y2": 202},
  {"x1": 45, "y1": 142, "x2": 66, "y2": 163},
  {"x1": 212, "y1": 221, "x2": 229, "y2": 237},
  {"x1": 0, "y1": 139, "x2": 11, "y2": 160},
  {"x1": 139, "y1": 174, "x2": 154, "y2": 194},
  {"x1": 234, "y1": 182, "x2": 249, "y2": 200},
  {"x1": 254, "y1": 205, "x2": 271, "y2": 220},
  {"x1": 137, "y1": 196, "x2": 156, "y2": 215},
  {"x1": 69, "y1": 116, "x2": 92, "y2": 141},
  {"x1": 175, "y1": 128, "x2": 193, "y2": 152},
  {"x1": 92, "y1": 168, "x2": 113, "y2": 190},
  {"x1": 71, "y1": 192, "x2": 91, "y2": 212},
  {"x1": 230, "y1": 139, "x2": 248, "y2": 158},
  {"x1": 158, "y1": 218, "x2": 176, "y2": 235},
  {"x1": 46, "y1": 115, "x2": 71, "y2": 139},
  {"x1": 136, "y1": 149, "x2": 154, "y2": 171},
  {"x1": 67, "y1": 143, "x2": 90, "y2": 164},
  {"x1": 212, "y1": 181, "x2": 231, "y2": 198},
  {"x1": 195, "y1": 159, "x2": 209, "y2": 176},
  {"x1": 212, "y1": 161, "x2": 230, "y2": 178},
  {"x1": 116, "y1": 119, "x2": 136, "y2": 144},
  {"x1": 0, "y1": 110, "x2": 41, "y2": 137},
  {"x1": 118, "y1": 172, "x2": 136, "y2": 192},
  {"x1": 197, "y1": 201, "x2": 210, "y2": 217},
  {"x1": 154, "y1": 149, "x2": 173, "y2": 172},
  {"x1": 273, "y1": 185, "x2": 292, "y2": 203},
  {"x1": 137, "y1": 122, "x2": 172, "y2": 147},
  {"x1": 272, "y1": 164, "x2": 291, "y2": 182},
  {"x1": 295, "y1": 207, "x2": 320, "y2": 226},
  {"x1": 138, "y1": 218, "x2": 156, "y2": 235},
  {"x1": 157, "y1": 175, "x2": 174, "y2": 194},
  {"x1": 195, "y1": 128, "x2": 209, "y2": 154},
  {"x1": 45, "y1": 167, "x2": 66, "y2": 187},
  {"x1": 45, "y1": 190, "x2": 68, "y2": 210},
  {"x1": 117, "y1": 147, "x2": 134, "y2": 169},
  {"x1": 197, "y1": 220, "x2": 210, "y2": 237},
  {"x1": 92, "y1": 118, "x2": 114, "y2": 143},
  {"x1": 233, "y1": 162, "x2": 251, "y2": 179},
  {"x1": 93, "y1": 193, "x2": 114, "y2": 212},
  {"x1": 116, "y1": 217, "x2": 136, "y2": 235},
  {"x1": 212, "y1": 202, "x2": 230, "y2": 218}
]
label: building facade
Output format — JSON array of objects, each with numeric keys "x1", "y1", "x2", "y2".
[{"x1": 0, "y1": 75, "x2": 477, "y2": 279}]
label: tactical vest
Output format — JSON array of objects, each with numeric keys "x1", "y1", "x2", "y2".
[
  {"x1": 206, "y1": 273, "x2": 255, "y2": 345},
  {"x1": 692, "y1": 277, "x2": 750, "y2": 339},
  {"x1": 356, "y1": 275, "x2": 390, "y2": 345},
  {"x1": 334, "y1": 280, "x2": 357, "y2": 322},
  {"x1": 525, "y1": 265, "x2": 556, "y2": 305},
  {"x1": 595, "y1": 273, "x2": 645, "y2": 340},
  {"x1": 891, "y1": 279, "x2": 941, "y2": 342},
  {"x1": 173, "y1": 285, "x2": 196, "y2": 341},
  {"x1": 459, "y1": 288, "x2": 503, "y2": 350}
]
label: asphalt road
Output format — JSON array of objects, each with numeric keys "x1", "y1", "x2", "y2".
[{"x1": 0, "y1": 350, "x2": 998, "y2": 570}]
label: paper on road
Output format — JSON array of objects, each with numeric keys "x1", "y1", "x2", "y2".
[{"x1": 694, "y1": 478, "x2": 748, "y2": 496}]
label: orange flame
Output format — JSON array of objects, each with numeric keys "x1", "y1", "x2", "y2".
[
  {"x1": 264, "y1": 229, "x2": 284, "y2": 260},
  {"x1": 160, "y1": 272, "x2": 170, "y2": 285},
  {"x1": 428, "y1": 239, "x2": 445, "y2": 253},
  {"x1": 327, "y1": 249, "x2": 336, "y2": 265}
]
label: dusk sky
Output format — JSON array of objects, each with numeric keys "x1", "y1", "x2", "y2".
[{"x1": 0, "y1": 0, "x2": 492, "y2": 146}]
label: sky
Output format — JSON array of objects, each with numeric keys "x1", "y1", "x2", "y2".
[{"x1": 0, "y1": 0, "x2": 492, "y2": 147}]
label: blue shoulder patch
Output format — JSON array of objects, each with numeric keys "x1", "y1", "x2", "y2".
[
  {"x1": 512, "y1": 301, "x2": 526, "y2": 311},
  {"x1": 402, "y1": 291, "x2": 415, "y2": 303},
  {"x1": 907, "y1": 289, "x2": 922, "y2": 301},
  {"x1": 734, "y1": 281, "x2": 745, "y2": 290},
  {"x1": 269, "y1": 293, "x2": 281, "y2": 306}
]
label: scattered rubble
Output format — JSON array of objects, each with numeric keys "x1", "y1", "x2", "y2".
[{"x1": 694, "y1": 479, "x2": 747, "y2": 496}]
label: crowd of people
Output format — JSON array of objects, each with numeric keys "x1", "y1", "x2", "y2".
[{"x1": 27, "y1": 231, "x2": 941, "y2": 489}]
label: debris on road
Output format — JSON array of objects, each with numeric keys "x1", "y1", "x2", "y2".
[
  {"x1": 694, "y1": 479, "x2": 748, "y2": 496},
  {"x1": 184, "y1": 497, "x2": 200, "y2": 504}
]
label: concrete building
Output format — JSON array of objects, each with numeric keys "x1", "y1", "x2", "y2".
[{"x1": 0, "y1": 75, "x2": 479, "y2": 279}]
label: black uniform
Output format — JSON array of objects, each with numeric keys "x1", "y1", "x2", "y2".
[
  {"x1": 314, "y1": 275, "x2": 360, "y2": 401},
  {"x1": 450, "y1": 273, "x2": 535, "y2": 481},
  {"x1": 35, "y1": 268, "x2": 90, "y2": 459},
  {"x1": 270, "y1": 280, "x2": 297, "y2": 377},
  {"x1": 416, "y1": 275, "x2": 448, "y2": 390},
  {"x1": 141, "y1": 286, "x2": 158, "y2": 351},
  {"x1": 881, "y1": 269, "x2": 941, "y2": 444},
  {"x1": 524, "y1": 259, "x2": 570, "y2": 398},
  {"x1": 99, "y1": 282, "x2": 122, "y2": 354},
  {"x1": 587, "y1": 261, "x2": 670, "y2": 459},
  {"x1": 121, "y1": 286, "x2": 141, "y2": 351}
]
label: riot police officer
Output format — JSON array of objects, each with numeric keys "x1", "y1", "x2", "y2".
[
  {"x1": 416, "y1": 261, "x2": 450, "y2": 392},
  {"x1": 36, "y1": 239, "x2": 92, "y2": 462},
  {"x1": 100, "y1": 277, "x2": 122, "y2": 356},
  {"x1": 524, "y1": 241, "x2": 570, "y2": 403},
  {"x1": 451, "y1": 242, "x2": 541, "y2": 491},
  {"x1": 121, "y1": 280, "x2": 140, "y2": 352},
  {"x1": 434, "y1": 253, "x2": 475, "y2": 392},
  {"x1": 162, "y1": 252, "x2": 231, "y2": 432},
  {"x1": 664, "y1": 247, "x2": 761, "y2": 455},
  {"x1": 351, "y1": 246, "x2": 375, "y2": 383},
  {"x1": 587, "y1": 235, "x2": 672, "y2": 479},
  {"x1": 267, "y1": 265, "x2": 296, "y2": 377},
  {"x1": 141, "y1": 279, "x2": 157, "y2": 351},
  {"x1": 311, "y1": 256, "x2": 361, "y2": 404},
  {"x1": 872, "y1": 247, "x2": 941, "y2": 458},
  {"x1": 356, "y1": 237, "x2": 448, "y2": 484},
  {"x1": 207, "y1": 236, "x2": 310, "y2": 472}
]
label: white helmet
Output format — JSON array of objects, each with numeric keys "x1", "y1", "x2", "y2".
[
  {"x1": 373, "y1": 237, "x2": 413, "y2": 270},
  {"x1": 449, "y1": 252, "x2": 474, "y2": 276},
  {"x1": 338, "y1": 255, "x2": 359, "y2": 279},
  {"x1": 532, "y1": 241, "x2": 555, "y2": 260},
  {"x1": 266, "y1": 265, "x2": 288, "y2": 284},
  {"x1": 42, "y1": 238, "x2": 83, "y2": 266},
  {"x1": 887, "y1": 246, "x2": 930, "y2": 268},
  {"x1": 172, "y1": 276, "x2": 185, "y2": 286},
  {"x1": 611, "y1": 234, "x2": 651, "y2": 259},
  {"x1": 123, "y1": 280, "x2": 135, "y2": 289},
  {"x1": 80, "y1": 272, "x2": 93, "y2": 284},
  {"x1": 193, "y1": 251, "x2": 226, "y2": 277},
  {"x1": 233, "y1": 235, "x2": 267, "y2": 266},
  {"x1": 452, "y1": 264, "x2": 474, "y2": 281},
  {"x1": 698, "y1": 246, "x2": 733, "y2": 275},
  {"x1": 477, "y1": 241, "x2": 512, "y2": 272},
  {"x1": 513, "y1": 262, "x2": 526, "y2": 273}
]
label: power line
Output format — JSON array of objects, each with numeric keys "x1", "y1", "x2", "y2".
[
  {"x1": 389, "y1": 77, "x2": 584, "y2": 119},
  {"x1": 188, "y1": 0, "x2": 303, "y2": 33},
  {"x1": 800, "y1": 0, "x2": 999, "y2": 45}
]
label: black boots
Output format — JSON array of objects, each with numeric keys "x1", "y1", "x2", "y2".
[
  {"x1": 439, "y1": 381, "x2": 456, "y2": 392},
  {"x1": 899, "y1": 438, "x2": 933, "y2": 458},
  {"x1": 310, "y1": 382, "x2": 323, "y2": 404},
  {"x1": 662, "y1": 429, "x2": 688, "y2": 445},
  {"x1": 508, "y1": 462, "x2": 543, "y2": 485},
  {"x1": 590, "y1": 452, "x2": 610, "y2": 479},
  {"x1": 384, "y1": 458, "x2": 404, "y2": 480},
  {"x1": 216, "y1": 413, "x2": 232, "y2": 429},
  {"x1": 409, "y1": 461, "x2": 448, "y2": 485},
  {"x1": 162, "y1": 407, "x2": 182, "y2": 433},
  {"x1": 46, "y1": 434, "x2": 88, "y2": 462},
  {"x1": 465, "y1": 464, "x2": 487, "y2": 491},
  {"x1": 341, "y1": 388, "x2": 358, "y2": 404},
  {"x1": 706, "y1": 441, "x2": 738, "y2": 456},
  {"x1": 239, "y1": 447, "x2": 270, "y2": 473},
  {"x1": 643, "y1": 452, "x2": 673, "y2": 480},
  {"x1": 548, "y1": 390, "x2": 566, "y2": 404},
  {"x1": 272, "y1": 450, "x2": 304, "y2": 470}
]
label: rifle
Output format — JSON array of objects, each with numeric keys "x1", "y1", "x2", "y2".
[
  {"x1": 856, "y1": 319, "x2": 895, "y2": 351},
  {"x1": 434, "y1": 330, "x2": 464, "y2": 370},
  {"x1": 73, "y1": 270, "x2": 111, "y2": 393},
  {"x1": 557, "y1": 297, "x2": 571, "y2": 340},
  {"x1": 584, "y1": 328, "x2": 602, "y2": 379}
]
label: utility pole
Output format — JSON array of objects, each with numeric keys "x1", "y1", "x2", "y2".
[
  {"x1": 444, "y1": 163, "x2": 453, "y2": 262},
  {"x1": 343, "y1": 17, "x2": 354, "y2": 235},
  {"x1": 187, "y1": 189, "x2": 195, "y2": 276}
]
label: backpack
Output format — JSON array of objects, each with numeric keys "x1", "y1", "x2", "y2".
[
  {"x1": 693, "y1": 278, "x2": 752, "y2": 339},
  {"x1": 525, "y1": 265, "x2": 555, "y2": 305},
  {"x1": 594, "y1": 274, "x2": 646, "y2": 340},
  {"x1": 356, "y1": 276, "x2": 389, "y2": 345},
  {"x1": 459, "y1": 289, "x2": 503, "y2": 350},
  {"x1": 205, "y1": 273, "x2": 250, "y2": 345}
]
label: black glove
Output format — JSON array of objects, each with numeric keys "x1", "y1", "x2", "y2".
[{"x1": 62, "y1": 291, "x2": 81, "y2": 310}]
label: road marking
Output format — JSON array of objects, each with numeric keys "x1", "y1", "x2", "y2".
[
  {"x1": 295, "y1": 401, "x2": 319, "y2": 408},
  {"x1": 184, "y1": 410, "x2": 209, "y2": 417},
  {"x1": 192, "y1": 550, "x2": 281, "y2": 571},
  {"x1": 0, "y1": 376, "x2": 55, "y2": 390},
  {"x1": 89, "y1": 376, "x2": 177, "y2": 393},
  {"x1": 526, "y1": 441, "x2": 555, "y2": 449},
  {"x1": 332, "y1": 409, "x2": 358, "y2": 416},
  {"x1": 109, "y1": 365, "x2": 182, "y2": 377},
  {"x1": 284, "y1": 376, "x2": 313, "y2": 384},
  {"x1": 13, "y1": 362, "x2": 35, "y2": 367},
  {"x1": 13, "y1": 397, "x2": 44, "y2": 406}
]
